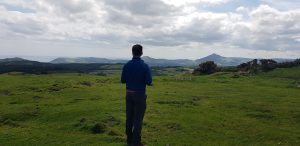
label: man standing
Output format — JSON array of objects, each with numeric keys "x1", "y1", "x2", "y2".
[{"x1": 121, "y1": 44, "x2": 152, "y2": 146}]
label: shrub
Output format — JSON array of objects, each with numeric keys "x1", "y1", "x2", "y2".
[
  {"x1": 237, "y1": 59, "x2": 259, "y2": 73},
  {"x1": 193, "y1": 61, "x2": 218, "y2": 75},
  {"x1": 277, "y1": 59, "x2": 300, "y2": 68},
  {"x1": 260, "y1": 59, "x2": 277, "y2": 71}
]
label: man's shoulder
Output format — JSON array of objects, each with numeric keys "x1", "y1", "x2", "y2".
[
  {"x1": 124, "y1": 60, "x2": 133, "y2": 65},
  {"x1": 123, "y1": 61, "x2": 131, "y2": 70},
  {"x1": 143, "y1": 62, "x2": 149, "y2": 67},
  {"x1": 141, "y1": 61, "x2": 150, "y2": 69}
]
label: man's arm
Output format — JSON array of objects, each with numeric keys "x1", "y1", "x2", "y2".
[
  {"x1": 121, "y1": 65, "x2": 126, "y2": 84},
  {"x1": 145, "y1": 64, "x2": 152, "y2": 86}
]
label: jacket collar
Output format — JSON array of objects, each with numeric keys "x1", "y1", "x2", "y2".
[{"x1": 132, "y1": 56, "x2": 141, "y2": 60}]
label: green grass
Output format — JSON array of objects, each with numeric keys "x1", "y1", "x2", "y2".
[{"x1": 0, "y1": 67, "x2": 300, "y2": 146}]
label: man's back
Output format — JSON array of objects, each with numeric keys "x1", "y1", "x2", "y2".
[{"x1": 121, "y1": 57, "x2": 152, "y2": 94}]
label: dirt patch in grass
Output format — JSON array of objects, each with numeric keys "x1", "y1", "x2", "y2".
[
  {"x1": 91, "y1": 123, "x2": 106, "y2": 134},
  {"x1": 74, "y1": 118, "x2": 108, "y2": 134},
  {"x1": 2, "y1": 111, "x2": 38, "y2": 122},
  {"x1": 0, "y1": 116, "x2": 21, "y2": 127},
  {"x1": 0, "y1": 118, "x2": 21, "y2": 127},
  {"x1": 9, "y1": 101, "x2": 18, "y2": 104},
  {"x1": 143, "y1": 122, "x2": 160, "y2": 133},
  {"x1": 232, "y1": 74, "x2": 240, "y2": 78},
  {"x1": 246, "y1": 109, "x2": 274, "y2": 120},
  {"x1": 293, "y1": 114, "x2": 300, "y2": 124},
  {"x1": 89, "y1": 97, "x2": 102, "y2": 101},
  {"x1": 48, "y1": 84, "x2": 63, "y2": 92},
  {"x1": 69, "y1": 98, "x2": 85, "y2": 103},
  {"x1": 191, "y1": 96, "x2": 202, "y2": 101},
  {"x1": 107, "y1": 129, "x2": 121, "y2": 136},
  {"x1": 105, "y1": 136, "x2": 126, "y2": 143},
  {"x1": 73, "y1": 118, "x2": 87, "y2": 128},
  {"x1": 0, "y1": 89, "x2": 12, "y2": 96},
  {"x1": 16, "y1": 86, "x2": 43, "y2": 93},
  {"x1": 164, "y1": 122, "x2": 182, "y2": 132},
  {"x1": 96, "y1": 79, "x2": 113, "y2": 84},
  {"x1": 32, "y1": 96, "x2": 43, "y2": 103},
  {"x1": 102, "y1": 116, "x2": 121, "y2": 127},
  {"x1": 156, "y1": 100, "x2": 198, "y2": 107},
  {"x1": 214, "y1": 79, "x2": 230, "y2": 83},
  {"x1": 78, "y1": 81, "x2": 92, "y2": 87}
]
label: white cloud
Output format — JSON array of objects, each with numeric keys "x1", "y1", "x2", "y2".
[
  {"x1": 161, "y1": 0, "x2": 231, "y2": 7},
  {"x1": 261, "y1": 0, "x2": 300, "y2": 10},
  {"x1": 0, "y1": 0, "x2": 299, "y2": 59}
]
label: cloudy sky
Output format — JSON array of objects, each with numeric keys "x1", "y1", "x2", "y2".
[{"x1": 0, "y1": 0, "x2": 300, "y2": 60}]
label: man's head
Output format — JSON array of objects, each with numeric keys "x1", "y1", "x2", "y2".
[{"x1": 132, "y1": 44, "x2": 143, "y2": 57}]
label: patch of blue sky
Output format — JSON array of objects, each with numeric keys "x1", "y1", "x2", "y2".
[
  {"x1": 199, "y1": 0, "x2": 261, "y2": 13},
  {"x1": 0, "y1": 3, "x2": 35, "y2": 13},
  {"x1": 261, "y1": 0, "x2": 300, "y2": 10}
]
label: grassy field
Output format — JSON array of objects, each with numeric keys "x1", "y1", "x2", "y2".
[{"x1": 0, "y1": 67, "x2": 300, "y2": 146}]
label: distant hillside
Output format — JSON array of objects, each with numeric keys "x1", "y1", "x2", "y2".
[
  {"x1": 195, "y1": 54, "x2": 253, "y2": 66},
  {"x1": 50, "y1": 57, "x2": 127, "y2": 64},
  {"x1": 142, "y1": 56, "x2": 196, "y2": 66},
  {"x1": 0, "y1": 57, "x2": 45, "y2": 66},
  {"x1": 51, "y1": 55, "x2": 243, "y2": 66},
  {"x1": 0, "y1": 57, "x2": 28, "y2": 63},
  {"x1": 0, "y1": 57, "x2": 122, "y2": 74},
  {"x1": 272, "y1": 58, "x2": 295, "y2": 62},
  {"x1": 0, "y1": 56, "x2": 298, "y2": 74},
  {"x1": 9, "y1": 54, "x2": 296, "y2": 67},
  {"x1": 50, "y1": 56, "x2": 196, "y2": 67}
]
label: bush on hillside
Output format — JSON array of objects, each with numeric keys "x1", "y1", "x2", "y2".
[
  {"x1": 237, "y1": 59, "x2": 259, "y2": 73},
  {"x1": 193, "y1": 61, "x2": 219, "y2": 75},
  {"x1": 277, "y1": 59, "x2": 300, "y2": 68},
  {"x1": 237, "y1": 58, "x2": 300, "y2": 73},
  {"x1": 260, "y1": 59, "x2": 277, "y2": 71}
]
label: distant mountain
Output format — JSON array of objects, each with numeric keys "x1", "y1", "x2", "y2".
[
  {"x1": 50, "y1": 56, "x2": 196, "y2": 67},
  {"x1": 195, "y1": 54, "x2": 253, "y2": 66},
  {"x1": 0, "y1": 57, "x2": 28, "y2": 63},
  {"x1": 50, "y1": 57, "x2": 127, "y2": 64},
  {"x1": 49, "y1": 54, "x2": 295, "y2": 67},
  {"x1": 0, "y1": 57, "x2": 43, "y2": 66},
  {"x1": 0, "y1": 55, "x2": 57, "y2": 62},
  {"x1": 0, "y1": 57, "x2": 124, "y2": 74},
  {"x1": 272, "y1": 58, "x2": 294, "y2": 62},
  {"x1": 142, "y1": 56, "x2": 196, "y2": 66},
  {"x1": 0, "y1": 55, "x2": 297, "y2": 74}
]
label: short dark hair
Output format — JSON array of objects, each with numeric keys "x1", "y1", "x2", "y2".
[{"x1": 132, "y1": 44, "x2": 143, "y2": 56}]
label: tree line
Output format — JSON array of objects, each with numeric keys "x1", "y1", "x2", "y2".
[
  {"x1": 0, "y1": 60, "x2": 122, "y2": 74},
  {"x1": 193, "y1": 59, "x2": 300, "y2": 75}
]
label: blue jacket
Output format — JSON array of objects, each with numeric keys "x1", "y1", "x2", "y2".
[{"x1": 121, "y1": 57, "x2": 152, "y2": 94}]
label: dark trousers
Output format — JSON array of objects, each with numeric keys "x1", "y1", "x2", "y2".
[{"x1": 126, "y1": 92, "x2": 147, "y2": 145}]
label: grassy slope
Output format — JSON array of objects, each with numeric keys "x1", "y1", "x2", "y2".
[{"x1": 0, "y1": 67, "x2": 300, "y2": 146}]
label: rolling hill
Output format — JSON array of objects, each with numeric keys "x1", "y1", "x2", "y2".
[
  {"x1": 50, "y1": 54, "x2": 293, "y2": 67},
  {"x1": 50, "y1": 57, "x2": 127, "y2": 64},
  {"x1": 195, "y1": 54, "x2": 253, "y2": 66},
  {"x1": 1, "y1": 54, "x2": 296, "y2": 69},
  {"x1": 50, "y1": 54, "x2": 251, "y2": 66}
]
